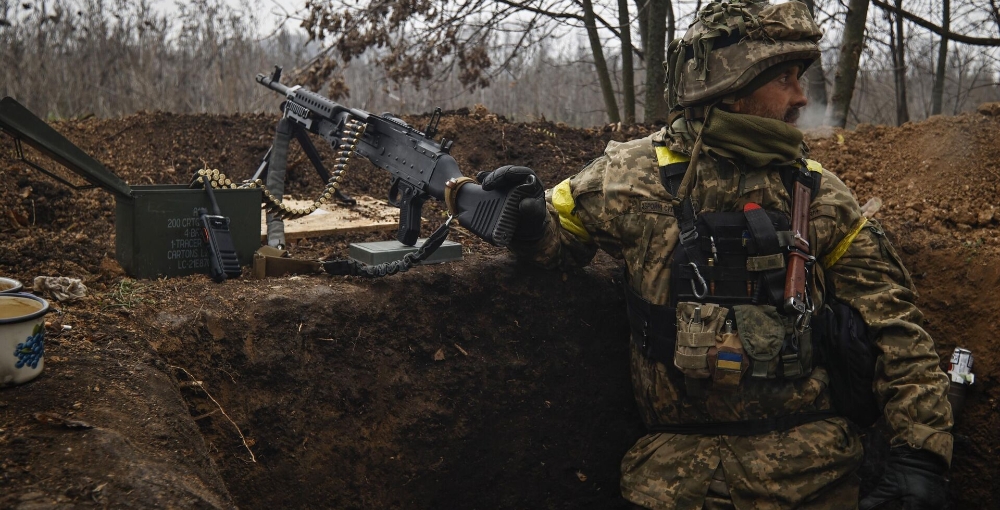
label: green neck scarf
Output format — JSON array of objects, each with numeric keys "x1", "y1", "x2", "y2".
[{"x1": 699, "y1": 109, "x2": 804, "y2": 168}]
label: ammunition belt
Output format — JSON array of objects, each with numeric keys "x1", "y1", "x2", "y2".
[{"x1": 191, "y1": 119, "x2": 367, "y2": 220}]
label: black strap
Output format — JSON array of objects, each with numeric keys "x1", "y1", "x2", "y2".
[
  {"x1": 647, "y1": 411, "x2": 837, "y2": 436},
  {"x1": 743, "y1": 205, "x2": 779, "y2": 255},
  {"x1": 743, "y1": 205, "x2": 785, "y2": 305},
  {"x1": 653, "y1": 143, "x2": 701, "y2": 263},
  {"x1": 623, "y1": 282, "x2": 676, "y2": 366},
  {"x1": 659, "y1": 162, "x2": 688, "y2": 197},
  {"x1": 676, "y1": 197, "x2": 702, "y2": 263},
  {"x1": 781, "y1": 163, "x2": 822, "y2": 203}
]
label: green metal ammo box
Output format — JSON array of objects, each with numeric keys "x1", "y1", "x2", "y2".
[
  {"x1": 115, "y1": 185, "x2": 261, "y2": 278},
  {"x1": 0, "y1": 97, "x2": 262, "y2": 279}
]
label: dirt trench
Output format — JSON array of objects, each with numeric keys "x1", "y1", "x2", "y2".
[
  {"x1": 145, "y1": 255, "x2": 642, "y2": 510},
  {"x1": 1, "y1": 106, "x2": 999, "y2": 509}
]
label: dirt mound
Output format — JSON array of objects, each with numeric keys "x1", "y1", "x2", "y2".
[{"x1": 0, "y1": 107, "x2": 997, "y2": 509}]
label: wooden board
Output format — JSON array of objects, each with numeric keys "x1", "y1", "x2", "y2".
[{"x1": 260, "y1": 195, "x2": 399, "y2": 241}]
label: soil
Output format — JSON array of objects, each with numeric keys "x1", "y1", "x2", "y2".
[{"x1": 0, "y1": 104, "x2": 998, "y2": 510}]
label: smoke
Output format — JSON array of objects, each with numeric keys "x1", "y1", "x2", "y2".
[{"x1": 797, "y1": 101, "x2": 828, "y2": 129}]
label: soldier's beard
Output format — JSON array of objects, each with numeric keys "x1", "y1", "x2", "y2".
[{"x1": 733, "y1": 98, "x2": 801, "y2": 126}]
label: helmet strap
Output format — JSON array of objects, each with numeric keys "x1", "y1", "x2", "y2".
[{"x1": 674, "y1": 101, "x2": 720, "y2": 204}]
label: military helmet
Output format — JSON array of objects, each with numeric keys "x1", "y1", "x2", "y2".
[{"x1": 665, "y1": 1, "x2": 822, "y2": 110}]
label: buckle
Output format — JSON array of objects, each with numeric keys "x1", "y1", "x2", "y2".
[{"x1": 679, "y1": 227, "x2": 699, "y2": 245}]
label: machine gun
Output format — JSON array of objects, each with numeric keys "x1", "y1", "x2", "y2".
[{"x1": 254, "y1": 66, "x2": 531, "y2": 253}]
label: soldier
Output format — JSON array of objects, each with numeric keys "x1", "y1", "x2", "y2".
[{"x1": 476, "y1": 1, "x2": 953, "y2": 509}]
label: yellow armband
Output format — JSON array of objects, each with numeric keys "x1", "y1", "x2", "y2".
[
  {"x1": 822, "y1": 216, "x2": 868, "y2": 269},
  {"x1": 552, "y1": 179, "x2": 592, "y2": 242}
]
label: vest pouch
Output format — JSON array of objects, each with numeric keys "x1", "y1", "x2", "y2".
[
  {"x1": 675, "y1": 302, "x2": 729, "y2": 379},
  {"x1": 782, "y1": 326, "x2": 813, "y2": 380},
  {"x1": 707, "y1": 331, "x2": 749, "y2": 390},
  {"x1": 733, "y1": 304, "x2": 789, "y2": 379}
]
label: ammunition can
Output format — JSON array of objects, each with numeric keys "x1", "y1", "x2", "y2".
[{"x1": 115, "y1": 185, "x2": 262, "y2": 279}]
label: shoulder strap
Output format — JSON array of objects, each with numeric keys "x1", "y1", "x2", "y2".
[
  {"x1": 782, "y1": 160, "x2": 823, "y2": 203},
  {"x1": 653, "y1": 141, "x2": 691, "y2": 197}
]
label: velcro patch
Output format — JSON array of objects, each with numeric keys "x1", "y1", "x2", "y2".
[
  {"x1": 717, "y1": 351, "x2": 743, "y2": 371},
  {"x1": 640, "y1": 200, "x2": 674, "y2": 215}
]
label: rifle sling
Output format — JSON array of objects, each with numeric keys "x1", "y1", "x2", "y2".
[{"x1": 265, "y1": 117, "x2": 294, "y2": 247}]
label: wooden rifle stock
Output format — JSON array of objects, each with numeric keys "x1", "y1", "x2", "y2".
[{"x1": 784, "y1": 179, "x2": 812, "y2": 314}]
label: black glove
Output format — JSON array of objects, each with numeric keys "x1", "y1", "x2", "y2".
[
  {"x1": 476, "y1": 165, "x2": 548, "y2": 242},
  {"x1": 859, "y1": 447, "x2": 948, "y2": 510}
]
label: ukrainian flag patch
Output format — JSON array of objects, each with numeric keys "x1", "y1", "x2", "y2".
[{"x1": 717, "y1": 351, "x2": 743, "y2": 371}]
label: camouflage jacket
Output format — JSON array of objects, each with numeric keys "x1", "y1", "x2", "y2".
[{"x1": 511, "y1": 128, "x2": 954, "y2": 509}]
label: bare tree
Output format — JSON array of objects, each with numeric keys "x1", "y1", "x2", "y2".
[
  {"x1": 827, "y1": 0, "x2": 871, "y2": 127},
  {"x1": 618, "y1": 0, "x2": 636, "y2": 124},
  {"x1": 0, "y1": 0, "x2": 306, "y2": 118},
  {"x1": 803, "y1": 0, "x2": 829, "y2": 113},
  {"x1": 642, "y1": 0, "x2": 670, "y2": 122},
  {"x1": 888, "y1": 0, "x2": 911, "y2": 124},
  {"x1": 582, "y1": 0, "x2": 621, "y2": 122},
  {"x1": 871, "y1": 0, "x2": 1000, "y2": 45},
  {"x1": 931, "y1": 0, "x2": 950, "y2": 115}
]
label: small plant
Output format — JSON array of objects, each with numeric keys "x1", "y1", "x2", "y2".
[
  {"x1": 106, "y1": 278, "x2": 144, "y2": 309},
  {"x1": 962, "y1": 238, "x2": 985, "y2": 250}
]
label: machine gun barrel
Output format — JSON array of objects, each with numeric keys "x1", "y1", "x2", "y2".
[
  {"x1": 255, "y1": 72, "x2": 292, "y2": 96},
  {"x1": 255, "y1": 72, "x2": 369, "y2": 124}
]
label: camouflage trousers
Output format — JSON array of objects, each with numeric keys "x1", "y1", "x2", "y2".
[{"x1": 620, "y1": 418, "x2": 863, "y2": 510}]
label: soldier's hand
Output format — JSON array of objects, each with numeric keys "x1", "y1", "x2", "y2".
[
  {"x1": 477, "y1": 165, "x2": 548, "y2": 242},
  {"x1": 859, "y1": 447, "x2": 948, "y2": 510}
]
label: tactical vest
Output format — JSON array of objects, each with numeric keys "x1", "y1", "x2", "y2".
[
  {"x1": 624, "y1": 140, "x2": 882, "y2": 429},
  {"x1": 626, "y1": 142, "x2": 819, "y2": 392}
]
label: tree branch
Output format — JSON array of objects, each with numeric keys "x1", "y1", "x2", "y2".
[
  {"x1": 871, "y1": 0, "x2": 1000, "y2": 46},
  {"x1": 569, "y1": 0, "x2": 645, "y2": 59}
]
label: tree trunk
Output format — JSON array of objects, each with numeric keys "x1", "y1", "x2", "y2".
[
  {"x1": 802, "y1": 0, "x2": 828, "y2": 114},
  {"x1": 582, "y1": 0, "x2": 621, "y2": 123},
  {"x1": 635, "y1": 0, "x2": 649, "y2": 52},
  {"x1": 618, "y1": 0, "x2": 636, "y2": 125},
  {"x1": 643, "y1": 0, "x2": 669, "y2": 123},
  {"x1": 666, "y1": 0, "x2": 675, "y2": 48},
  {"x1": 893, "y1": 0, "x2": 910, "y2": 125},
  {"x1": 826, "y1": 0, "x2": 870, "y2": 128},
  {"x1": 931, "y1": 0, "x2": 949, "y2": 115}
]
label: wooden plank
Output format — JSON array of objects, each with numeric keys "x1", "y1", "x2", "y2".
[{"x1": 260, "y1": 195, "x2": 399, "y2": 241}]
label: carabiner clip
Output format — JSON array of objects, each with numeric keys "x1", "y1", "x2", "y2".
[
  {"x1": 689, "y1": 262, "x2": 708, "y2": 299},
  {"x1": 794, "y1": 312, "x2": 811, "y2": 334}
]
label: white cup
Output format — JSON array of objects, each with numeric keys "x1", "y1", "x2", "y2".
[
  {"x1": 0, "y1": 277, "x2": 23, "y2": 293},
  {"x1": 0, "y1": 293, "x2": 50, "y2": 387}
]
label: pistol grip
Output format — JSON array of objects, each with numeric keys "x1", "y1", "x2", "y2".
[{"x1": 395, "y1": 185, "x2": 425, "y2": 246}]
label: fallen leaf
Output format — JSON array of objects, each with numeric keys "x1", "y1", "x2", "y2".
[
  {"x1": 576, "y1": 470, "x2": 587, "y2": 482},
  {"x1": 433, "y1": 348, "x2": 445, "y2": 361}
]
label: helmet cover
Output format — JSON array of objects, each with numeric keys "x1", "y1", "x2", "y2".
[{"x1": 666, "y1": 1, "x2": 823, "y2": 109}]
